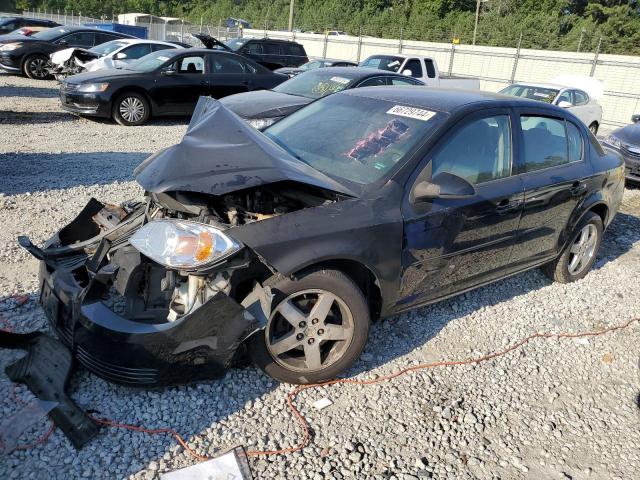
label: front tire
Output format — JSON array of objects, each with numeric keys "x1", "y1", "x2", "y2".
[
  {"x1": 112, "y1": 92, "x2": 150, "y2": 126},
  {"x1": 542, "y1": 212, "x2": 603, "y2": 283},
  {"x1": 24, "y1": 54, "x2": 51, "y2": 80},
  {"x1": 248, "y1": 269, "x2": 370, "y2": 384}
]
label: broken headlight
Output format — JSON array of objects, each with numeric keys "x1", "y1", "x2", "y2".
[
  {"x1": 130, "y1": 220, "x2": 242, "y2": 269},
  {"x1": 0, "y1": 42, "x2": 22, "y2": 51},
  {"x1": 77, "y1": 82, "x2": 109, "y2": 93}
]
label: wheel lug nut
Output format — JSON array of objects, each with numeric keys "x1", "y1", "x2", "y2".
[
  {"x1": 296, "y1": 333, "x2": 304, "y2": 340},
  {"x1": 318, "y1": 329, "x2": 324, "y2": 335},
  {"x1": 308, "y1": 338, "x2": 315, "y2": 345},
  {"x1": 299, "y1": 321, "x2": 306, "y2": 328},
  {"x1": 312, "y1": 318, "x2": 319, "y2": 325}
]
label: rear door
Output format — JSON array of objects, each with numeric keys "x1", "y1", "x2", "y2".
[
  {"x1": 149, "y1": 53, "x2": 209, "y2": 114},
  {"x1": 508, "y1": 109, "x2": 593, "y2": 267},
  {"x1": 399, "y1": 109, "x2": 524, "y2": 307},
  {"x1": 208, "y1": 53, "x2": 254, "y2": 98},
  {"x1": 115, "y1": 43, "x2": 152, "y2": 68}
]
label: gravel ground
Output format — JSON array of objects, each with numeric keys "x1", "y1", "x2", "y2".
[{"x1": 1, "y1": 73, "x2": 639, "y2": 480}]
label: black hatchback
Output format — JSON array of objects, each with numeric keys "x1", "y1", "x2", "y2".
[
  {"x1": 225, "y1": 37, "x2": 308, "y2": 70},
  {"x1": 0, "y1": 26, "x2": 133, "y2": 79}
]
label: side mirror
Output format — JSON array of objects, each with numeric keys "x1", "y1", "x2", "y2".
[
  {"x1": 631, "y1": 114, "x2": 640, "y2": 124},
  {"x1": 113, "y1": 52, "x2": 127, "y2": 60},
  {"x1": 412, "y1": 172, "x2": 476, "y2": 203},
  {"x1": 557, "y1": 100, "x2": 572, "y2": 108},
  {"x1": 160, "y1": 68, "x2": 175, "y2": 76},
  {"x1": 402, "y1": 69, "x2": 412, "y2": 76}
]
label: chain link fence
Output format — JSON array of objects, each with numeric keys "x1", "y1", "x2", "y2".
[{"x1": 6, "y1": 10, "x2": 640, "y2": 127}]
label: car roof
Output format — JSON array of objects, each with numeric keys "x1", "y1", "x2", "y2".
[
  {"x1": 113, "y1": 38, "x2": 183, "y2": 46},
  {"x1": 342, "y1": 86, "x2": 555, "y2": 113},
  {"x1": 242, "y1": 37, "x2": 302, "y2": 45}
]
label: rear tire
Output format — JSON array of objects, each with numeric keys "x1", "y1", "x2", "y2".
[
  {"x1": 248, "y1": 268, "x2": 370, "y2": 384},
  {"x1": 542, "y1": 212, "x2": 603, "y2": 283},
  {"x1": 112, "y1": 92, "x2": 150, "y2": 126},
  {"x1": 24, "y1": 54, "x2": 51, "y2": 80}
]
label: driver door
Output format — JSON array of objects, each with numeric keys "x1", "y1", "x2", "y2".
[
  {"x1": 398, "y1": 109, "x2": 524, "y2": 309},
  {"x1": 149, "y1": 54, "x2": 210, "y2": 115}
]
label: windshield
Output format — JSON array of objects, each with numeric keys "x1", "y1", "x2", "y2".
[
  {"x1": 32, "y1": 26, "x2": 71, "y2": 41},
  {"x1": 89, "y1": 40, "x2": 128, "y2": 56},
  {"x1": 224, "y1": 38, "x2": 247, "y2": 51},
  {"x1": 264, "y1": 94, "x2": 443, "y2": 185},
  {"x1": 500, "y1": 85, "x2": 559, "y2": 103},
  {"x1": 273, "y1": 70, "x2": 357, "y2": 99},
  {"x1": 128, "y1": 50, "x2": 174, "y2": 72},
  {"x1": 360, "y1": 55, "x2": 404, "y2": 72}
]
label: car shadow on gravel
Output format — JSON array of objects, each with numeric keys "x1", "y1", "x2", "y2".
[
  {"x1": 0, "y1": 83, "x2": 60, "y2": 98},
  {"x1": 0, "y1": 151, "x2": 150, "y2": 195},
  {"x1": 0, "y1": 110, "x2": 79, "y2": 124}
]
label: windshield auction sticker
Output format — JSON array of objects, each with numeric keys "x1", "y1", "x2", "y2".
[{"x1": 387, "y1": 105, "x2": 436, "y2": 121}]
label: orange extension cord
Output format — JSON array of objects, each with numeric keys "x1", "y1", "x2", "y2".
[{"x1": 1, "y1": 293, "x2": 638, "y2": 460}]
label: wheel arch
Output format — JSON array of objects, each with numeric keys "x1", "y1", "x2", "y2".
[
  {"x1": 291, "y1": 258, "x2": 383, "y2": 321},
  {"x1": 111, "y1": 86, "x2": 155, "y2": 116}
]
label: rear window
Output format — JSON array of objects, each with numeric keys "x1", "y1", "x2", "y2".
[
  {"x1": 360, "y1": 55, "x2": 404, "y2": 72},
  {"x1": 500, "y1": 85, "x2": 559, "y2": 103}
]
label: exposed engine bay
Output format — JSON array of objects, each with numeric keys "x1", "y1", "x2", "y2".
[{"x1": 47, "y1": 181, "x2": 342, "y2": 327}]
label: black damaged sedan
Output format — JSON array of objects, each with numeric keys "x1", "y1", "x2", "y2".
[{"x1": 22, "y1": 88, "x2": 624, "y2": 386}]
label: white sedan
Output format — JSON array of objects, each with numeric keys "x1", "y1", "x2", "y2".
[
  {"x1": 50, "y1": 39, "x2": 185, "y2": 77},
  {"x1": 500, "y1": 82, "x2": 603, "y2": 134}
]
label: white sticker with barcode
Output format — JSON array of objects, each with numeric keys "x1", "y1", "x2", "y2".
[
  {"x1": 330, "y1": 76, "x2": 350, "y2": 84},
  {"x1": 386, "y1": 105, "x2": 436, "y2": 121}
]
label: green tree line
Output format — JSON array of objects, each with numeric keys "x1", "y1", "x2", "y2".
[{"x1": 2, "y1": 0, "x2": 639, "y2": 54}]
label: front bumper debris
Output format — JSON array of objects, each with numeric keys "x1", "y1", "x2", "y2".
[
  {"x1": 0, "y1": 330, "x2": 99, "y2": 448},
  {"x1": 23, "y1": 198, "x2": 268, "y2": 387}
]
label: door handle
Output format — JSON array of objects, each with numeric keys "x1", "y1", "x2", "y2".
[
  {"x1": 569, "y1": 181, "x2": 587, "y2": 196},
  {"x1": 199, "y1": 81, "x2": 207, "y2": 86}
]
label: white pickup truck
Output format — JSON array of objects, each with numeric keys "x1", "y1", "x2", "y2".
[{"x1": 360, "y1": 54, "x2": 480, "y2": 90}]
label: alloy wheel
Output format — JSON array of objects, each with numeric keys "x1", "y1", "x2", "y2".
[
  {"x1": 29, "y1": 57, "x2": 49, "y2": 79},
  {"x1": 119, "y1": 97, "x2": 145, "y2": 123},
  {"x1": 265, "y1": 289, "x2": 355, "y2": 373},
  {"x1": 568, "y1": 223, "x2": 598, "y2": 275}
]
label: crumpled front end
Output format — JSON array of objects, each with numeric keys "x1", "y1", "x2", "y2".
[
  {"x1": 49, "y1": 48, "x2": 98, "y2": 80},
  {"x1": 27, "y1": 198, "x2": 271, "y2": 387}
]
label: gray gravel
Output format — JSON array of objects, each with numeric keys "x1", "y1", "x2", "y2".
[{"x1": 1, "y1": 72, "x2": 639, "y2": 480}]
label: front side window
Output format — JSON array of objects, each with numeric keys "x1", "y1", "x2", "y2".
[
  {"x1": 573, "y1": 90, "x2": 588, "y2": 106},
  {"x1": 519, "y1": 116, "x2": 569, "y2": 172},
  {"x1": 357, "y1": 77, "x2": 387, "y2": 87},
  {"x1": 175, "y1": 55, "x2": 205, "y2": 73},
  {"x1": 432, "y1": 115, "x2": 512, "y2": 184},
  {"x1": 390, "y1": 77, "x2": 421, "y2": 86},
  {"x1": 210, "y1": 55, "x2": 255, "y2": 74},
  {"x1": 59, "y1": 32, "x2": 94, "y2": 47},
  {"x1": 556, "y1": 90, "x2": 572, "y2": 105},
  {"x1": 265, "y1": 94, "x2": 444, "y2": 185}
]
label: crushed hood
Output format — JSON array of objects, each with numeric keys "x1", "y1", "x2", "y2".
[
  {"x1": 219, "y1": 90, "x2": 311, "y2": 119},
  {"x1": 134, "y1": 97, "x2": 356, "y2": 197}
]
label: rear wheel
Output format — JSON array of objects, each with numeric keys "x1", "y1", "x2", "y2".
[
  {"x1": 112, "y1": 92, "x2": 150, "y2": 126},
  {"x1": 542, "y1": 212, "x2": 603, "y2": 283},
  {"x1": 24, "y1": 54, "x2": 51, "y2": 80},
  {"x1": 589, "y1": 122, "x2": 599, "y2": 135},
  {"x1": 248, "y1": 269, "x2": 370, "y2": 384}
]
